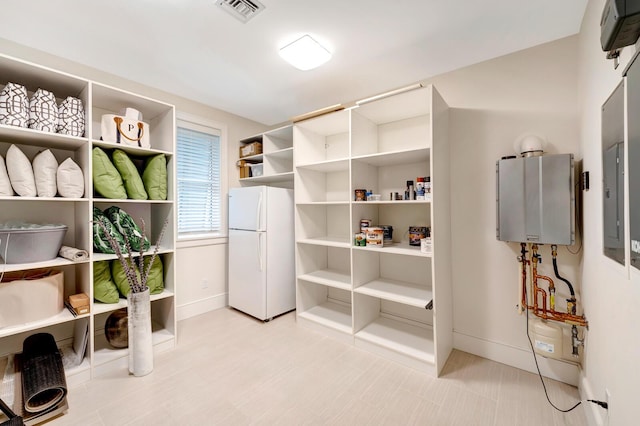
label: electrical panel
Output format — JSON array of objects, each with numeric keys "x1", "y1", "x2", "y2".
[
  {"x1": 626, "y1": 55, "x2": 640, "y2": 268},
  {"x1": 496, "y1": 154, "x2": 575, "y2": 245},
  {"x1": 602, "y1": 81, "x2": 625, "y2": 265}
]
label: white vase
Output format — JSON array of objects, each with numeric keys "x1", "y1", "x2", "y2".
[{"x1": 127, "y1": 288, "x2": 153, "y2": 376}]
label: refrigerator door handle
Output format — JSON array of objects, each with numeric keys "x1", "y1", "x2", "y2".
[
  {"x1": 256, "y1": 191, "x2": 263, "y2": 231},
  {"x1": 258, "y1": 233, "x2": 264, "y2": 271}
]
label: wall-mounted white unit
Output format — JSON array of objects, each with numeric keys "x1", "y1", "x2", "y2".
[{"x1": 496, "y1": 154, "x2": 575, "y2": 245}]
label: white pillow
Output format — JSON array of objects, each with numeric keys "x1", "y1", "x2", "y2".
[
  {"x1": 6, "y1": 144, "x2": 36, "y2": 197},
  {"x1": 57, "y1": 157, "x2": 84, "y2": 198},
  {"x1": 32, "y1": 149, "x2": 58, "y2": 197},
  {"x1": 0, "y1": 154, "x2": 13, "y2": 196}
]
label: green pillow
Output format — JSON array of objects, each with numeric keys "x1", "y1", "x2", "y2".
[
  {"x1": 93, "y1": 261, "x2": 120, "y2": 303},
  {"x1": 92, "y1": 147, "x2": 127, "y2": 199},
  {"x1": 104, "y1": 205, "x2": 151, "y2": 252},
  {"x1": 111, "y1": 259, "x2": 142, "y2": 297},
  {"x1": 144, "y1": 256, "x2": 164, "y2": 295},
  {"x1": 142, "y1": 154, "x2": 167, "y2": 200},
  {"x1": 93, "y1": 207, "x2": 126, "y2": 254},
  {"x1": 112, "y1": 149, "x2": 148, "y2": 200}
]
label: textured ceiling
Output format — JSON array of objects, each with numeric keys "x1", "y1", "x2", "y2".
[{"x1": 0, "y1": 0, "x2": 588, "y2": 125}]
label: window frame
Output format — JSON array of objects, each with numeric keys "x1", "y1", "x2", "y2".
[{"x1": 175, "y1": 112, "x2": 228, "y2": 243}]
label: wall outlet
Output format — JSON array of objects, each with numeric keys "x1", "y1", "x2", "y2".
[{"x1": 201, "y1": 279, "x2": 208, "y2": 289}]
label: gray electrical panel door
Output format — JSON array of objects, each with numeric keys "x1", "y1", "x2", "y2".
[
  {"x1": 496, "y1": 154, "x2": 575, "y2": 245},
  {"x1": 602, "y1": 80, "x2": 625, "y2": 266},
  {"x1": 603, "y1": 142, "x2": 624, "y2": 259},
  {"x1": 627, "y1": 55, "x2": 640, "y2": 268}
]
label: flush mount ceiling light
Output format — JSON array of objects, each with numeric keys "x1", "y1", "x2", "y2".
[{"x1": 279, "y1": 35, "x2": 332, "y2": 71}]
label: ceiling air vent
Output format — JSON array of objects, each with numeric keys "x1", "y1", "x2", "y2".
[{"x1": 216, "y1": 0, "x2": 265, "y2": 23}]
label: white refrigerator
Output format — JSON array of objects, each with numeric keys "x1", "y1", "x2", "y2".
[{"x1": 228, "y1": 186, "x2": 295, "y2": 321}]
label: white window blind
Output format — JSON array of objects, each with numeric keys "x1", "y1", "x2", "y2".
[{"x1": 176, "y1": 122, "x2": 221, "y2": 236}]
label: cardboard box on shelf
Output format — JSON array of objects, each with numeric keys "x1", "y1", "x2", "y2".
[
  {"x1": 237, "y1": 160, "x2": 251, "y2": 179},
  {"x1": 239, "y1": 141, "x2": 262, "y2": 158},
  {"x1": 68, "y1": 293, "x2": 90, "y2": 315}
]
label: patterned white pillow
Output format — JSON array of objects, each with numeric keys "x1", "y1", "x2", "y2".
[
  {"x1": 28, "y1": 88, "x2": 58, "y2": 133},
  {"x1": 0, "y1": 82, "x2": 29, "y2": 128},
  {"x1": 57, "y1": 96, "x2": 85, "y2": 137}
]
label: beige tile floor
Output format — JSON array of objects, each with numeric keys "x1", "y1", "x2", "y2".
[{"x1": 50, "y1": 308, "x2": 587, "y2": 425}]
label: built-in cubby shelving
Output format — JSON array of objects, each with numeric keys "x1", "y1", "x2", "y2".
[
  {"x1": 0, "y1": 52, "x2": 176, "y2": 384},
  {"x1": 239, "y1": 125, "x2": 294, "y2": 185},
  {"x1": 294, "y1": 85, "x2": 452, "y2": 375}
]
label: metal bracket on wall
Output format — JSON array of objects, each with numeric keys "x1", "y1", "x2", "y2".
[
  {"x1": 581, "y1": 171, "x2": 590, "y2": 191},
  {"x1": 607, "y1": 49, "x2": 621, "y2": 69}
]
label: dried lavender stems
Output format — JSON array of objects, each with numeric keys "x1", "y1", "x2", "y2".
[{"x1": 95, "y1": 217, "x2": 168, "y2": 293}]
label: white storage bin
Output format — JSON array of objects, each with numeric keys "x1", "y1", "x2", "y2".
[
  {"x1": 249, "y1": 163, "x2": 264, "y2": 177},
  {"x1": 0, "y1": 269, "x2": 64, "y2": 328}
]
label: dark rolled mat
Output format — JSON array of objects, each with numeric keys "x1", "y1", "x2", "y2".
[
  {"x1": 0, "y1": 397, "x2": 24, "y2": 426},
  {"x1": 21, "y1": 333, "x2": 67, "y2": 414}
]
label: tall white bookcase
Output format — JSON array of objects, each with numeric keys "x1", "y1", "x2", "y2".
[
  {"x1": 294, "y1": 85, "x2": 452, "y2": 375},
  {"x1": 0, "y1": 53, "x2": 176, "y2": 385}
]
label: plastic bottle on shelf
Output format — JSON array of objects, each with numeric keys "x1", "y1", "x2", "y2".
[
  {"x1": 405, "y1": 180, "x2": 415, "y2": 200},
  {"x1": 416, "y1": 177, "x2": 425, "y2": 200}
]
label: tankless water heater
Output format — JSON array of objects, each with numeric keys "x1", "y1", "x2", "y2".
[{"x1": 496, "y1": 154, "x2": 575, "y2": 245}]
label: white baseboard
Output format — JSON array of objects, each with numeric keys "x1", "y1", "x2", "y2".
[
  {"x1": 579, "y1": 372, "x2": 605, "y2": 426},
  {"x1": 453, "y1": 331, "x2": 580, "y2": 386},
  {"x1": 177, "y1": 293, "x2": 227, "y2": 321}
]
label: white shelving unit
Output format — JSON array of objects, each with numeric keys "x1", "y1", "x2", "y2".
[
  {"x1": 293, "y1": 85, "x2": 452, "y2": 375},
  {"x1": 0, "y1": 53, "x2": 176, "y2": 384},
  {"x1": 239, "y1": 125, "x2": 294, "y2": 186}
]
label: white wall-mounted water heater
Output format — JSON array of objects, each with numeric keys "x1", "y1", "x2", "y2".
[{"x1": 496, "y1": 154, "x2": 575, "y2": 245}]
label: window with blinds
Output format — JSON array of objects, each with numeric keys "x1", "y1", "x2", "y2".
[{"x1": 176, "y1": 121, "x2": 221, "y2": 236}]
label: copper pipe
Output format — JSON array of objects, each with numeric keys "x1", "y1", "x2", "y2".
[{"x1": 521, "y1": 244, "x2": 588, "y2": 328}]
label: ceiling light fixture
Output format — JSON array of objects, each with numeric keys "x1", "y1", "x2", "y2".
[{"x1": 279, "y1": 35, "x2": 332, "y2": 71}]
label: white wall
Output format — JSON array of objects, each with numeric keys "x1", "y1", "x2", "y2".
[
  {"x1": 0, "y1": 38, "x2": 268, "y2": 320},
  {"x1": 417, "y1": 36, "x2": 583, "y2": 384},
  {"x1": 576, "y1": 1, "x2": 639, "y2": 425}
]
